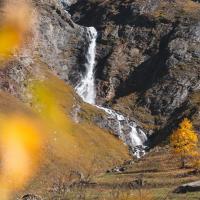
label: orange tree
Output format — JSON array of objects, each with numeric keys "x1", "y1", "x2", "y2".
[{"x1": 170, "y1": 118, "x2": 199, "y2": 168}]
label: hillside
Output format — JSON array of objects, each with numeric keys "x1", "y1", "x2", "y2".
[
  {"x1": 0, "y1": 62, "x2": 130, "y2": 199},
  {"x1": 0, "y1": 1, "x2": 131, "y2": 198},
  {"x1": 0, "y1": 0, "x2": 200, "y2": 199},
  {"x1": 16, "y1": 63, "x2": 131, "y2": 198}
]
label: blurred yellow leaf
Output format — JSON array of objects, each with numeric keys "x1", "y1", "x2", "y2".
[
  {"x1": 0, "y1": 114, "x2": 43, "y2": 198},
  {"x1": 0, "y1": 0, "x2": 36, "y2": 60}
]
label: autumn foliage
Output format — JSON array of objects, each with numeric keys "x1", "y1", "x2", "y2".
[{"x1": 170, "y1": 118, "x2": 199, "y2": 168}]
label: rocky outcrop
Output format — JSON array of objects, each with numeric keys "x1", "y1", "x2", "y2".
[
  {"x1": 62, "y1": 0, "x2": 77, "y2": 7},
  {"x1": 21, "y1": 194, "x2": 42, "y2": 200},
  {"x1": 0, "y1": 0, "x2": 91, "y2": 100},
  {"x1": 34, "y1": 0, "x2": 90, "y2": 85},
  {"x1": 69, "y1": 0, "x2": 200, "y2": 143},
  {"x1": 174, "y1": 180, "x2": 200, "y2": 193}
]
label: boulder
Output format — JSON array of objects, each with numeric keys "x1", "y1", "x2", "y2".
[
  {"x1": 21, "y1": 194, "x2": 42, "y2": 200},
  {"x1": 174, "y1": 181, "x2": 200, "y2": 193}
]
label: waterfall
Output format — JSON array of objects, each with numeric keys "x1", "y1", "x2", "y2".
[
  {"x1": 75, "y1": 27, "x2": 147, "y2": 158},
  {"x1": 75, "y1": 27, "x2": 97, "y2": 104},
  {"x1": 96, "y1": 105, "x2": 147, "y2": 157}
]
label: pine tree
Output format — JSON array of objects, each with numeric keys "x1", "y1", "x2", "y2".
[{"x1": 170, "y1": 118, "x2": 199, "y2": 168}]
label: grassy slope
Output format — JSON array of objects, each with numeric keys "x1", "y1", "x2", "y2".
[
  {"x1": 0, "y1": 62, "x2": 130, "y2": 199},
  {"x1": 72, "y1": 146, "x2": 200, "y2": 200}
]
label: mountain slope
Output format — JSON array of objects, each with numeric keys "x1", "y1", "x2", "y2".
[
  {"x1": 0, "y1": 1, "x2": 131, "y2": 198},
  {"x1": 17, "y1": 63, "x2": 130, "y2": 198},
  {"x1": 69, "y1": 0, "x2": 200, "y2": 145},
  {"x1": 0, "y1": 62, "x2": 130, "y2": 199},
  {"x1": 0, "y1": 0, "x2": 200, "y2": 198}
]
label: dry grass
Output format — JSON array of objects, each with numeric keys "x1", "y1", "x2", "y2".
[
  {"x1": 0, "y1": 61, "x2": 131, "y2": 199},
  {"x1": 4, "y1": 66, "x2": 199, "y2": 199},
  {"x1": 152, "y1": 0, "x2": 200, "y2": 21},
  {"x1": 92, "y1": 146, "x2": 200, "y2": 200}
]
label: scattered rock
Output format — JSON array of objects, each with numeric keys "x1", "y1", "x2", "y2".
[
  {"x1": 173, "y1": 181, "x2": 200, "y2": 193},
  {"x1": 106, "y1": 166, "x2": 126, "y2": 173},
  {"x1": 21, "y1": 194, "x2": 42, "y2": 200}
]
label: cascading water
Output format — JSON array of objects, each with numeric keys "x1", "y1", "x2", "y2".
[
  {"x1": 75, "y1": 27, "x2": 147, "y2": 158},
  {"x1": 75, "y1": 27, "x2": 97, "y2": 104},
  {"x1": 96, "y1": 105, "x2": 147, "y2": 157}
]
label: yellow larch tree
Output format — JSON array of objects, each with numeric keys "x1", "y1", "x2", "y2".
[{"x1": 170, "y1": 118, "x2": 199, "y2": 168}]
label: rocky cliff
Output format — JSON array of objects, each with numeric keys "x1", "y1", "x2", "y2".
[{"x1": 69, "y1": 0, "x2": 200, "y2": 145}]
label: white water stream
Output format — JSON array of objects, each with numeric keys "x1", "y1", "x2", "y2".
[
  {"x1": 75, "y1": 27, "x2": 147, "y2": 157},
  {"x1": 75, "y1": 27, "x2": 97, "y2": 104}
]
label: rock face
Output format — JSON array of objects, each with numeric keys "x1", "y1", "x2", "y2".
[
  {"x1": 34, "y1": 0, "x2": 89, "y2": 85},
  {"x1": 174, "y1": 180, "x2": 200, "y2": 193},
  {"x1": 0, "y1": 0, "x2": 91, "y2": 101},
  {"x1": 0, "y1": 0, "x2": 200, "y2": 147},
  {"x1": 69, "y1": 0, "x2": 200, "y2": 144}
]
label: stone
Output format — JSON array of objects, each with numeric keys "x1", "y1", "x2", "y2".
[
  {"x1": 107, "y1": 166, "x2": 127, "y2": 173},
  {"x1": 21, "y1": 194, "x2": 42, "y2": 200},
  {"x1": 173, "y1": 181, "x2": 200, "y2": 193}
]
